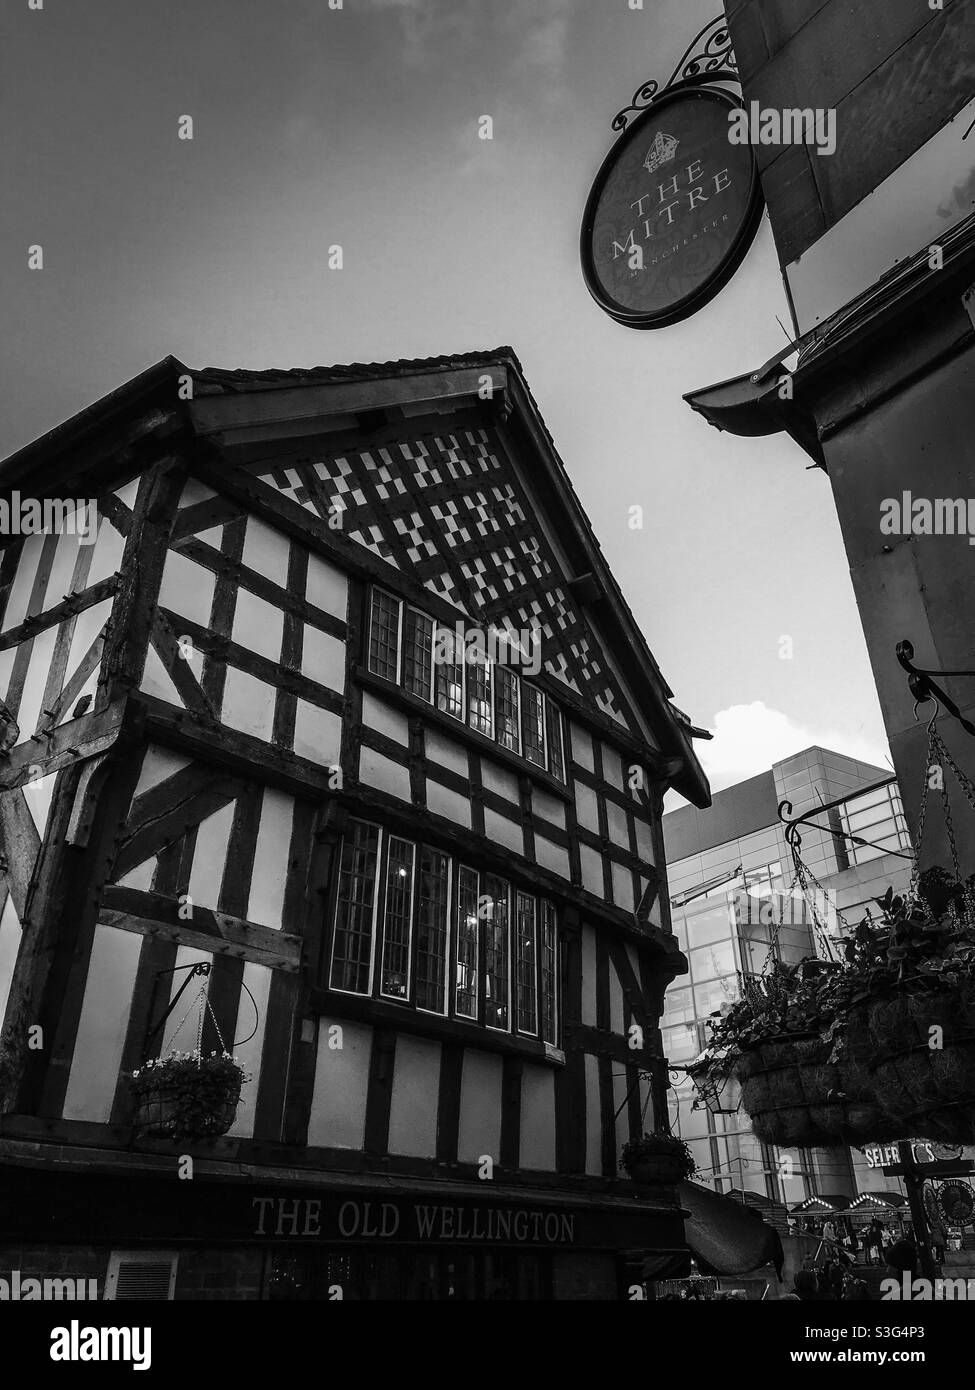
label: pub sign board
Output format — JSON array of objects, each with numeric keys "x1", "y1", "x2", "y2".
[{"x1": 580, "y1": 86, "x2": 764, "y2": 329}]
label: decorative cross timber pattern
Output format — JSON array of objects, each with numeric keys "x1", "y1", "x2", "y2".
[{"x1": 256, "y1": 423, "x2": 638, "y2": 729}]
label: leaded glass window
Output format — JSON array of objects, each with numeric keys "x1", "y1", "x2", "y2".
[
  {"x1": 467, "y1": 653, "x2": 493, "y2": 738},
  {"x1": 415, "y1": 847, "x2": 450, "y2": 1013},
  {"x1": 329, "y1": 821, "x2": 379, "y2": 993},
  {"x1": 515, "y1": 892, "x2": 538, "y2": 1035},
  {"x1": 495, "y1": 666, "x2": 520, "y2": 753},
  {"x1": 545, "y1": 699, "x2": 564, "y2": 783},
  {"x1": 540, "y1": 900, "x2": 558, "y2": 1044},
  {"x1": 484, "y1": 874, "x2": 509, "y2": 1030},
  {"x1": 434, "y1": 630, "x2": 464, "y2": 721},
  {"x1": 403, "y1": 608, "x2": 434, "y2": 702},
  {"x1": 381, "y1": 836, "x2": 414, "y2": 999},
  {"x1": 522, "y1": 684, "x2": 546, "y2": 768},
  {"x1": 368, "y1": 589, "x2": 400, "y2": 682},
  {"x1": 455, "y1": 866, "x2": 479, "y2": 1020}
]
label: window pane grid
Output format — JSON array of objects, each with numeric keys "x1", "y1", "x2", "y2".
[
  {"x1": 381, "y1": 836, "x2": 414, "y2": 999},
  {"x1": 455, "y1": 866, "x2": 479, "y2": 1019},
  {"x1": 515, "y1": 892, "x2": 538, "y2": 1035},
  {"x1": 329, "y1": 821, "x2": 558, "y2": 1043},
  {"x1": 484, "y1": 875, "x2": 510, "y2": 1031},
  {"x1": 435, "y1": 631, "x2": 464, "y2": 721},
  {"x1": 368, "y1": 590, "x2": 400, "y2": 682},
  {"x1": 368, "y1": 587, "x2": 568, "y2": 781},
  {"x1": 415, "y1": 848, "x2": 450, "y2": 1013},
  {"x1": 545, "y1": 700, "x2": 564, "y2": 783},
  {"x1": 467, "y1": 656, "x2": 493, "y2": 738},
  {"x1": 495, "y1": 667, "x2": 521, "y2": 753},
  {"x1": 522, "y1": 685, "x2": 546, "y2": 768},
  {"x1": 403, "y1": 609, "x2": 434, "y2": 702},
  {"x1": 329, "y1": 823, "x2": 380, "y2": 994},
  {"x1": 540, "y1": 901, "x2": 557, "y2": 1044}
]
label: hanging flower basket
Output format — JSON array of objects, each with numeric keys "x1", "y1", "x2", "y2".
[
  {"x1": 837, "y1": 874, "x2": 975, "y2": 1144},
  {"x1": 130, "y1": 1051, "x2": 245, "y2": 1142},
  {"x1": 690, "y1": 962, "x2": 908, "y2": 1148},
  {"x1": 620, "y1": 1132, "x2": 696, "y2": 1186},
  {"x1": 867, "y1": 986, "x2": 975, "y2": 1144},
  {"x1": 688, "y1": 700, "x2": 975, "y2": 1150},
  {"x1": 689, "y1": 863, "x2": 975, "y2": 1148},
  {"x1": 734, "y1": 1032, "x2": 846, "y2": 1149},
  {"x1": 690, "y1": 959, "x2": 873, "y2": 1149}
]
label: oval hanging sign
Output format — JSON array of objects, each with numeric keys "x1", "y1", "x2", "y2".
[
  {"x1": 937, "y1": 1180, "x2": 975, "y2": 1228},
  {"x1": 580, "y1": 86, "x2": 764, "y2": 329}
]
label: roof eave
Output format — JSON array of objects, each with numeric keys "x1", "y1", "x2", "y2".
[
  {"x1": 683, "y1": 371, "x2": 827, "y2": 470},
  {"x1": 0, "y1": 356, "x2": 190, "y2": 489}
]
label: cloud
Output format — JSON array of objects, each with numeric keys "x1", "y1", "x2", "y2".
[
  {"x1": 361, "y1": 0, "x2": 576, "y2": 87},
  {"x1": 360, "y1": 0, "x2": 479, "y2": 68},
  {"x1": 698, "y1": 701, "x2": 892, "y2": 791}
]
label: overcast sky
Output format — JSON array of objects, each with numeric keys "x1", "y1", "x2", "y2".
[{"x1": 2, "y1": 0, "x2": 893, "y2": 798}]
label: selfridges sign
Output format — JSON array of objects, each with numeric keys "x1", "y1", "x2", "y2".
[{"x1": 581, "y1": 86, "x2": 763, "y2": 329}]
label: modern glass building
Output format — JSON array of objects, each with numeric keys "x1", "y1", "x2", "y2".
[{"x1": 662, "y1": 747, "x2": 913, "y2": 1215}]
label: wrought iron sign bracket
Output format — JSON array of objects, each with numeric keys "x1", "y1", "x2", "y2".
[
  {"x1": 611, "y1": 14, "x2": 739, "y2": 134},
  {"x1": 777, "y1": 783, "x2": 912, "y2": 863},
  {"x1": 896, "y1": 639, "x2": 975, "y2": 738},
  {"x1": 142, "y1": 960, "x2": 212, "y2": 1062}
]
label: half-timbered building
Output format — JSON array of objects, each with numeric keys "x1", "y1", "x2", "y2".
[{"x1": 0, "y1": 350, "x2": 709, "y2": 1300}]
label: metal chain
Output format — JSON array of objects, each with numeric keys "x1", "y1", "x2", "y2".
[
  {"x1": 907, "y1": 719, "x2": 975, "y2": 925},
  {"x1": 929, "y1": 724, "x2": 975, "y2": 923},
  {"x1": 205, "y1": 991, "x2": 229, "y2": 1054},
  {"x1": 162, "y1": 982, "x2": 229, "y2": 1062},
  {"x1": 932, "y1": 725, "x2": 975, "y2": 812},
  {"x1": 163, "y1": 984, "x2": 209, "y2": 1057},
  {"x1": 758, "y1": 867, "x2": 800, "y2": 976},
  {"x1": 907, "y1": 736, "x2": 931, "y2": 911},
  {"x1": 793, "y1": 848, "x2": 846, "y2": 959}
]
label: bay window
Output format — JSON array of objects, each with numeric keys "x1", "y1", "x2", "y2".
[
  {"x1": 366, "y1": 586, "x2": 564, "y2": 783},
  {"x1": 327, "y1": 819, "x2": 559, "y2": 1043}
]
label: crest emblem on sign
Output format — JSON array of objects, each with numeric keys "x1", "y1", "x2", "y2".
[{"x1": 643, "y1": 132, "x2": 678, "y2": 174}]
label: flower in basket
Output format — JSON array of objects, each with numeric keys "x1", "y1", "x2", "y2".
[
  {"x1": 619, "y1": 1132, "x2": 696, "y2": 1184},
  {"x1": 130, "y1": 1050, "x2": 249, "y2": 1143}
]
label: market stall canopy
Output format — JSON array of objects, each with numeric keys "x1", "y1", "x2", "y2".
[
  {"x1": 791, "y1": 1194, "x2": 852, "y2": 1213},
  {"x1": 678, "y1": 1182, "x2": 784, "y2": 1277},
  {"x1": 849, "y1": 1192, "x2": 908, "y2": 1212}
]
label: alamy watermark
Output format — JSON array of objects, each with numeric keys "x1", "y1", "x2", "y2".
[
  {"x1": 0, "y1": 492, "x2": 97, "y2": 544},
  {"x1": 882, "y1": 1273, "x2": 975, "y2": 1300},
  {"x1": 436, "y1": 622, "x2": 542, "y2": 678},
  {"x1": 728, "y1": 103, "x2": 836, "y2": 157},
  {"x1": 880, "y1": 493, "x2": 975, "y2": 544},
  {"x1": 0, "y1": 1269, "x2": 98, "y2": 1299},
  {"x1": 50, "y1": 1320, "x2": 151, "y2": 1371},
  {"x1": 733, "y1": 885, "x2": 839, "y2": 936}
]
